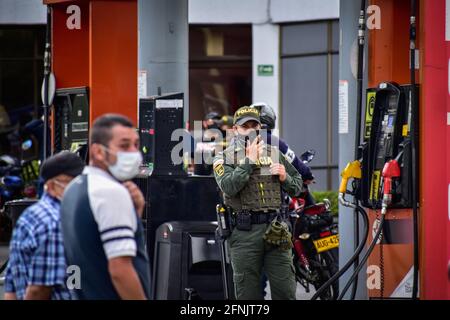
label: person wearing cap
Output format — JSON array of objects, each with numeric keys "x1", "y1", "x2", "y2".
[
  {"x1": 219, "y1": 115, "x2": 233, "y2": 129},
  {"x1": 3, "y1": 151, "x2": 84, "y2": 300},
  {"x1": 194, "y1": 111, "x2": 225, "y2": 175},
  {"x1": 212, "y1": 106, "x2": 302, "y2": 300},
  {"x1": 218, "y1": 115, "x2": 234, "y2": 145},
  {"x1": 202, "y1": 111, "x2": 222, "y2": 131}
]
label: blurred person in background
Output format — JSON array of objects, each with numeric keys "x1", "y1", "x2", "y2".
[{"x1": 4, "y1": 151, "x2": 84, "y2": 300}]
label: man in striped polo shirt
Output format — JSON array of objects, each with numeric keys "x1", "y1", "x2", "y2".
[{"x1": 61, "y1": 114, "x2": 150, "y2": 300}]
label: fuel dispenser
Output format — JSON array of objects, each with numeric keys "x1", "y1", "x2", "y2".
[
  {"x1": 45, "y1": 0, "x2": 139, "y2": 157},
  {"x1": 316, "y1": 83, "x2": 419, "y2": 300},
  {"x1": 359, "y1": 82, "x2": 417, "y2": 210},
  {"x1": 315, "y1": 0, "x2": 420, "y2": 300},
  {"x1": 52, "y1": 87, "x2": 90, "y2": 161},
  {"x1": 334, "y1": 83, "x2": 419, "y2": 300}
]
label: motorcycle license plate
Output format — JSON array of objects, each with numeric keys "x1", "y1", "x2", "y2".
[{"x1": 313, "y1": 234, "x2": 339, "y2": 253}]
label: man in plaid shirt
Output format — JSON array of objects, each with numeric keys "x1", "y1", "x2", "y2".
[{"x1": 4, "y1": 151, "x2": 84, "y2": 300}]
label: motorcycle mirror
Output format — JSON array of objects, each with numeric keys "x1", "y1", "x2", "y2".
[
  {"x1": 300, "y1": 149, "x2": 316, "y2": 163},
  {"x1": 323, "y1": 198, "x2": 331, "y2": 211},
  {"x1": 0, "y1": 155, "x2": 17, "y2": 166},
  {"x1": 22, "y1": 139, "x2": 33, "y2": 151}
]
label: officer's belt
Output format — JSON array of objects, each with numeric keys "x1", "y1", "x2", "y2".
[{"x1": 235, "y1": 210, "x2": 284, "y2": 225}]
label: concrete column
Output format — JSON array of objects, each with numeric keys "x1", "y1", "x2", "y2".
[
  {"x1": 138, "y1": 0, "x2": 189, "y2": 120},
  {"x1": 338, "y1": 0, "x2": 368, "y2": 300},
  {"x1": 252, "y1": 23, "x2": 280, "y2": 128}
]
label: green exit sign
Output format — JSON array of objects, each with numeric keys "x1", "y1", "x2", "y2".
[{"x1": 257, "y1": 64, "x2": 274, "y2": 76}]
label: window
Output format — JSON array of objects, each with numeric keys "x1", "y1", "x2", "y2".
[
  {"x1": 0, "y1": 26, "x2": 45, "y2": 118},
  {"x1": 281, "y1": 21, "x2": 339, "y2": 191},
  {"x1": 189, "y1": 25, "x2": 252, "y2": 126},
  {"x1": 0, "y1": 25, "x2": 45, "y2": 156}
]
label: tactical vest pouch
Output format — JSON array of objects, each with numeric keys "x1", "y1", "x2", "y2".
[
  {"x1": 263, "y1": 217, "x2": 293, "y2": 250},
  {"x1": 240, "y1": 171, "x2": 281, "y2": 212},
  {"x1": 216, "y1": 204, "x2": 233, "y2": 239},
  {"x1": 236, "y1": 211, "x2": 252, "y2": 231}
]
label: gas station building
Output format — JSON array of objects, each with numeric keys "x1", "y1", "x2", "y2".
[{"x1": 0, "y1": 0, "x2": 449, "y2": 300}]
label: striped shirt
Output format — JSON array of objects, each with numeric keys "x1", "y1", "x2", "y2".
[{"x1": 60, "y1": 166, "x2": 150, "y2": 299}]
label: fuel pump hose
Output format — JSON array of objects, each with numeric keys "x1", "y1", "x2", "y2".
[
  {"x1": 337, "y1": 213, "x2": 385, "y2": 300},
  {"x1": 311, "y1": 204, "x2": 369, "y2": 300}
]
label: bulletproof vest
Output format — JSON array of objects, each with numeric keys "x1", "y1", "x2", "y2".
[
  {"x1": 223, "y1": 145, "x2": 282, "y2": 212},
  {"x1": 240, "y1": 166, "x2": 282, "y2": 212}
]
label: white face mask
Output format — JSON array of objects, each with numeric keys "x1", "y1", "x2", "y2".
[
  {"x1": 53, "y1": 179, "x2": 68, "y2": 201},
  {"x1": 103, "y1": 147, "x2": 142, "y2": 181}
]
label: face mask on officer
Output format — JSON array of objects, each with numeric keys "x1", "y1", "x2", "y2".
[
  {"x1": 234, "y1": 121, "x2": 261, "y2": 146},
  {"x1": 237, "y1": 131, "x2": 259, "y2": 147},
  {"x1": 101, "y1": 145, "x2": 142, "y2": 181}
]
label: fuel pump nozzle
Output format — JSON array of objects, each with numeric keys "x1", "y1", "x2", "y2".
[
  {"x1": 338, "y1": 160, "x2": 362, "y2": 208},
  {"x1": 380, "y1": 159, "x2": 401, "y2": 215},
  {"x1": 331, "y1": 160, "x2": 399, "y2": 300},
  {"x1": 313, "y1": 160, "x2": 369, "y2": 300}
]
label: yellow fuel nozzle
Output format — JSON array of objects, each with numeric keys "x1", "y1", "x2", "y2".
[
  {"x1": 339, "y1": 160, "x2": 362, "y2": 194},
  {"x1": 338, "y1": 160, "x2": 362, "y2": 208}
]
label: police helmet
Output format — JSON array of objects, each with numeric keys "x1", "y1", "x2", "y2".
[{"x1": 250, "y1": 102, "x2": 276, "y2": 129}]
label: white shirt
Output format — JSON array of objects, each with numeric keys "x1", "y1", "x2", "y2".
[{"x1": 83, "y1": 166, "x2": 137, "y2": 259}]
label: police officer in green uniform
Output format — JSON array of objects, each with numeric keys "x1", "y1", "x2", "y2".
[{"x1": 213, "y1": 106, "x2": 302, "y2": 300}]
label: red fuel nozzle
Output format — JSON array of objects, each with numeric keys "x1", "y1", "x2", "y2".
[
  {"x1": 381, "y1": 160, "x2": 401, "y2": 214},
  {"x1": 382, "y1": 160, "x2": 401, "y2": 195}
]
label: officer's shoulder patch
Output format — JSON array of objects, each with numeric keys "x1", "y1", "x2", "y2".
[
  {"x1": 213, "y1": 159, "x2": 224, "y2": 168},
  {"x1": 214, "y1": 161, "x2": 225, "y2": 177},
  {"x1": 285, "y1": 148, "x2": 296, "y2": 163}
]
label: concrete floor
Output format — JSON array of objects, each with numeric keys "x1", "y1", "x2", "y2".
[
  {"x1": 267, "y1": 280, "x2": 316, "y2": 300},
  {"x1": 0, "y1": 243, "x2": 314, "y2": 300}
]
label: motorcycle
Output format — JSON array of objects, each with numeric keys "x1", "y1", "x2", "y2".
[
  {"x1": 289, "y1": 150, "x2": 339, "y2": 300},
  {"x1": 0, "y1": 145, "x2": 40, "y2": 276},
  {"x1": 0, "y1": 120, "x2": 40, "y2": 277},
  {"x1": 0, "y1": 139, "x2": 39, "y2": 241},
  {"x1": 0, "y1": 155, "x2": 25, "y2": 209}
]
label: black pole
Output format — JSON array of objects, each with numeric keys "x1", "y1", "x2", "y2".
[
  {"x1": 42, "y1": 6, "x2": 52, "y2": 161},
  {"x1": 409, "y1": 0, "x2": 419, "y2": 300},
  {"x1": 349, "y1": 0, "x2": 367, "y2": 300}
]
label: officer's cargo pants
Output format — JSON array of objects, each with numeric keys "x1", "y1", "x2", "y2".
[{"x1": 229, "y1": 223, "x2": 296, "y2": 300}]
